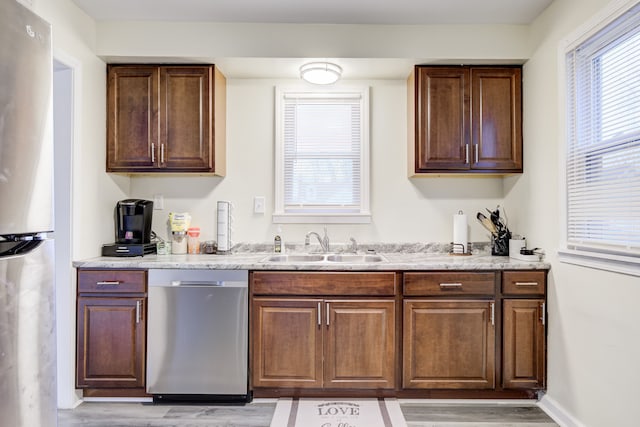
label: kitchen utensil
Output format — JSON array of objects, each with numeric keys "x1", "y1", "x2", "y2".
[{"x1": 476, "y1": 212, "x2": 497, "y2": 235}]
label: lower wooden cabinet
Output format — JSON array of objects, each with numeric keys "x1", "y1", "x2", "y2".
[
  {"x1": 502, "y1": 299, "x2": 546, "y2": 389},
  {"x1": 251, "y1": 271, "x2": 398, "y2": 391},
  {"x1": 76, "y1": 297, "x2": 146, "y2": 388},
  {"x1": 403, "y1": 300, "x2": 495, "y2": 389},
  {"x1": 76, "y1": 269, "x2": 147, "y2": 393},
  {"x1": 252, "y1": 298, "x2": 323, "y2": 388},
  {"x1": 252, "y1": 297, "x2": 396, "y2": 389},
  {"x1": 325, "y1": 299, "x2": 396, "y2": 389}
]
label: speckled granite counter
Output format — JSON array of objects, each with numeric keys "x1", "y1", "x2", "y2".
[{"x1": 73, "y1": 247, "x2": 549, "y2": 271}]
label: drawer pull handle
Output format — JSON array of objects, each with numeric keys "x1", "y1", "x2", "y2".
[
  {"x1": 440, "y1": 283, "x2": 463, "y2": 288},
  {"x1": 515, "y1": 281, "x2": 539, "y2": 286},
  {"x1": 96, "y1": 281, "x2": 120, "y2": 286}
]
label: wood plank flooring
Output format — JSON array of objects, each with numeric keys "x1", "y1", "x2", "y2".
[{"x1": 57, "y1": 400, "x2": 558, "y2": 426}]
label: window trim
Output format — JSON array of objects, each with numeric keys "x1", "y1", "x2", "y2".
[
  {"x1": 273, "y1": 85, "x2": 371, "y2": 224},
  {"x1": 558, "y1": 0, "x2": 640, "y2": 277}
]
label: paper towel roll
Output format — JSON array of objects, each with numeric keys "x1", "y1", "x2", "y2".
[
  {"x1": 453, "y1": 211, "x2": 468, "y2": 254},
  {"x1": 217, "y1": 201, "x2": 231, "y2": 252}
]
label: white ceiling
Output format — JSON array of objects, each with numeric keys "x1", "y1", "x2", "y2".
[{"x1": 73, "y1": 0, "x2": 554, "y2": 25}]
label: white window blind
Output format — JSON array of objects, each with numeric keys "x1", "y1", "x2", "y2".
[
  {"x1": 274, "y1": 88, "x2": 370, "y2": 223},
  {"x1": 565, "y1": 1, "x2": 640, "y2": 262}
]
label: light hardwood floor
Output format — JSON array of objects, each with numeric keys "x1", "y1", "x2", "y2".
[{"x1": 58, "y1": 400, "x2": 559, "y2": 426}]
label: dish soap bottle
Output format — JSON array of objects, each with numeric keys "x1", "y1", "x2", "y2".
[
  {"x1": 274, "y1": 235, "x2": 281, "y2": 253},
  {"x1": 274, "y1": 226, "x2": 284, "y2": 253}
]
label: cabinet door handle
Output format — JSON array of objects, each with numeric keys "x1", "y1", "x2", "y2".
[
  {"x1": 490, "y1": 302, "x2": 495, "y2": 326},
  {"x1": 136, "y1": 300, "x2": 141, "y2": 324},
  {"x1": 515, "y1": 281, "x2": 539, "y2": 287},
  {"x1": 96, "y1": 281, "x2": 120, "y2": 286},
  {"x1": 326, "y1": 302, "x2": 330, "y2": 326},
  {"x1": 540, "y1": 302, "x2": 546, "y2": 326},
  {"x1": 465, "y1": 144, "x2": 469, "y2": 164},
  {"x1": 151, "y1": 143, "x2": 155, "y2": 163},
  {"x1": 439, "y1": 283, "x2": 463, "y2": 288},
  {"x1": 317, "y1": 302, "x2": 321, "y2": 326},
  {"x1": 475, "y1": 144, "x2": 479, "y2": 163},
  {"x1": 161, "y1": 144, "x2": 165, "y2": 164}
]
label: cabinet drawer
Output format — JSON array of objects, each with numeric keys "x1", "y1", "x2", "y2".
[
  {"x1": 78, "y1": 270, "x2": 147, "y2": 294},
  {"x1": 502, "y1": 271, "x2": 546, "y2": 296},
  {"x1": 404, "y1": 272, "x2": 496, "y2": 296},
  {"x1": 252, "y1": 272, "x2": 397, "y2": 296}
]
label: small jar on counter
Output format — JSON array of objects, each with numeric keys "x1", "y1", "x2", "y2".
[
  {"x1": 187, "y1": 227, "x2": 201, "y2": 254},
  {"x1": 202, "y1": 240, "x2": 217, "y2": 254}
]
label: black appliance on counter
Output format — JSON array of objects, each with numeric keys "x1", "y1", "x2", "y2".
[{"x1": 102, "y1": 199, "x2": 156, "y2": 256}]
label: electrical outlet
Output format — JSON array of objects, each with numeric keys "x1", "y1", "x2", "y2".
[
  {"x1": 254, "y1": 196, "x2": 265, "y2": 214},
  {"x1": 153, "y1": 194, "x2": 164, "y2": 210}
]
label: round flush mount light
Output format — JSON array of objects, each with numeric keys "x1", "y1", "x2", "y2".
[{"x1": 300, "y1": 62, "x2": 342, "y2": 85}]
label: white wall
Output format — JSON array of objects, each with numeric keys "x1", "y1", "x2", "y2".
[
  {"x1": 131, "y1": 78, "x2": 507, "y2": 245},
  {"x1": 93, "y1": 21, "x2": 533, "y2": 246},
  {"x1": 509, "y1": 0, "x2": 640, "y2": 426}
]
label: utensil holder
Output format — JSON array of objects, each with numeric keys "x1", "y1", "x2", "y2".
[{"x1": 491, "y1": 234, "x2": 510, "y2": 256}]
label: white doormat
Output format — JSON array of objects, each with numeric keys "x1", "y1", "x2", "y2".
[{"x1": 270, "y1": 398, "x2": 408, "y2": 427}]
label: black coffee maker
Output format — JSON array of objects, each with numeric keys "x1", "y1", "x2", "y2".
[{"x1": 102, "y1": 199, "x2": 156, "y2": 256}]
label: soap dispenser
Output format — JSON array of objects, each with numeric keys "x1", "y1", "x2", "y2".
[{"x1": 274, "y1": 226, "x2": 285, "y2": 253}]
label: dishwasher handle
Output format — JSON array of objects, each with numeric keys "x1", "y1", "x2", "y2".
[{"x1": 150, "y1": 280, "x2": 248, "y2": 288}]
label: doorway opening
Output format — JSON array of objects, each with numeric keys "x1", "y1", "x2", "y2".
[{"x1": 53, "y1": 57, "x2": 80, "y2": 409}]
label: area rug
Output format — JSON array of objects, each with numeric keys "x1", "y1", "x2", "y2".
[{"x1": 270, "y1": 398, "x2": 408, "y2": 427}]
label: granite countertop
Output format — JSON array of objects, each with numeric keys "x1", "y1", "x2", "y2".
[{"x1": 73, "y1": 242, "x2": 550, "y2": 271}]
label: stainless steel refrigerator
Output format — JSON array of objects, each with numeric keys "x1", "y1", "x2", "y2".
[{"x1": 0, "y1": 1, "x2": 57, "y2": 426}]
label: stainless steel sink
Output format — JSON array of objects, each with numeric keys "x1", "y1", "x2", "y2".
[
  {"x1": 325, "y1": 254, "x2": 386, "y2": 263},
  {"x1": 260, "y1": 253, "x2": 387, "y2": 263},
  {"x1": 260, "y1": 254, "x2": 326, "y2": 263}
]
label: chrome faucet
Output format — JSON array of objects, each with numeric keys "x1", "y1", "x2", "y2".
[
  {"x1": 349, "y1": 237, "x2": 358, "y2": 253},
  {"x1": 305, "y1": 227, "x2": 330, "y2": 253}
]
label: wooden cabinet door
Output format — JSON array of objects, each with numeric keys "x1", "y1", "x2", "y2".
[
  {"x1": 324, "y1": 300, "x2": 396, "y2": 389},
  {"x1": 415, "y1": 67, "x2": 470, "y2": 171},
  {"x1": 160, "y1": 66, "x2": 213, "y2": 171},
  {"x1": 76, "y1": 297, "x2": 146, "y2": 388},
  {"x1": 403, "y1": 300, "x2": 495, "y2": 389},
  {"x1": 107, "y1": 66, "x2": 159, "y2": 171},
  {"x1": 503, "y1": 299, "x2": 545, "y2": 389},
  {"x1": 471, "y1": 67, "x2": 522, "y2": 172},
  {"x1": 252, "y1": 298, "x2": 323, "y2": 388}
]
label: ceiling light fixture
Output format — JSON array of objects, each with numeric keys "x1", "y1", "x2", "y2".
[{"x1": 300, "y1": 62, "x2": 342, "y2": 84}]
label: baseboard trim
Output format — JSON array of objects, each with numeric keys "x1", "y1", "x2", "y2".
[{"x1": 538, "y1": 395, "x2": 587, "y2": 427}]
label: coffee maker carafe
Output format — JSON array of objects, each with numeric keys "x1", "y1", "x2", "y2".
[
  {"x1": 115, "y1": 199, "x2": 154, "y2": 244},
  {"x1": 102, "y1": 199, "x2": 156, "y2": 257}
]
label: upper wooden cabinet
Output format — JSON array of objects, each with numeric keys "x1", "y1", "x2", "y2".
[
  {"x1": 106, "y1": 64, "x2": 226, "y2": 175},
  {"x1": 408, "y1": 65, "x2": 522, "y2": 175}
]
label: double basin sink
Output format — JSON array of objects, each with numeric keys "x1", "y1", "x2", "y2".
[{"x1": 260, "y1": 253, "x2": 387, "y2": 263}]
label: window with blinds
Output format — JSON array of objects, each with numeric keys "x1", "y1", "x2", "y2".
[
  {"x1": 563, "y1": 0, "x2": 640, "y2": 271},
  {"x1": 274, "y1": 87, "x2": 370, "y2": 223}
]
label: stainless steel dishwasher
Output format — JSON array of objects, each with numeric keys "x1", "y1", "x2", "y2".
[{"x1": 147, "y1": 269, "x2": 250, "y2": 403}]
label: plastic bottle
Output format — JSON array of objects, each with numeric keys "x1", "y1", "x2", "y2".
[{"x1": 187, "y1": 227, "x2": 201, "y2": 254}]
